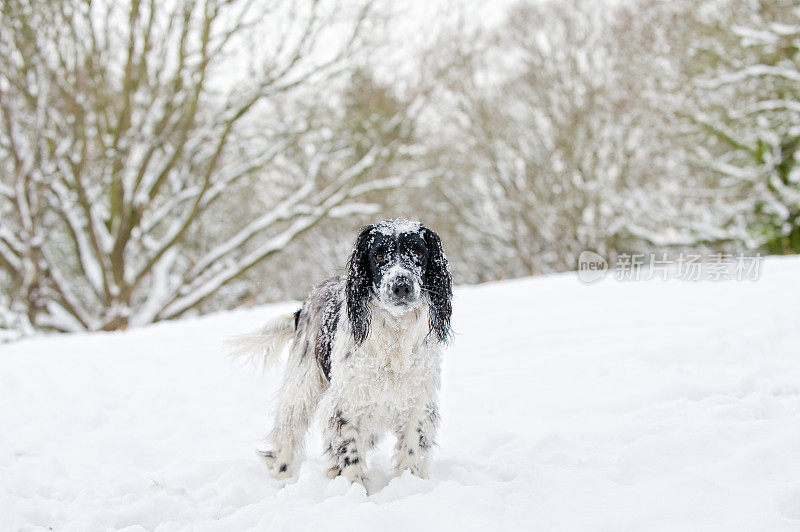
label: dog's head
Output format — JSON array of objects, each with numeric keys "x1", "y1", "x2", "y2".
[{"x1": 346, "y1": 220, "x2": 452, "y2": 345}]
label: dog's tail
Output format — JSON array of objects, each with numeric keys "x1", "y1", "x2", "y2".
[{"x1": 224, "y1": 312, "x2": 297, "y2": 370}]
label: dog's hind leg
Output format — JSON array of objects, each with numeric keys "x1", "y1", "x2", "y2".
[{"x1": 261, "y1": 351, "x2": 327, "y2": 480}]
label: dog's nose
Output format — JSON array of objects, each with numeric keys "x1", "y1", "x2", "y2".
[{"x1": 391, "y1": 275, "x2": 413, "y2": 299}]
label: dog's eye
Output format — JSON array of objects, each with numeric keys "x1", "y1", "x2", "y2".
[
  {"x1": 374, "y1": 251, "x2": 387, "y2": 263},
  {"x1": 410, "y1": 248, "x2": 424, "y2": 263}
]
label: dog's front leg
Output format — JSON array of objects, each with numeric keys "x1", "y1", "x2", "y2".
[
  {"x1": 393, "y1": 402, "x2": 439, "y2": 478},
  {"x1": 324, "y1": 409, "x2": 367, "y2": 485}
]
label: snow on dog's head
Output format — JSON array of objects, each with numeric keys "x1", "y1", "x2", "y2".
[{"x1": 345, "y1": 220, "x2": 452, "y2": 344}]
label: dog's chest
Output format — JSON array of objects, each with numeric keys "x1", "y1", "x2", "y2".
[
  {"x1": 364, "y1": 317, "x2": 427, "y2": 385},
  {"x1": 370, "y1": 315, "x2": 419, "y2": 373},
  {"x1": 337, "y1": 307, "x2": 434, "y2": 411}
]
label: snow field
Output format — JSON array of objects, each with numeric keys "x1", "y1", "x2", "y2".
[{"x1": 1, "y1": 256, "x2": 799, "y2": 530}]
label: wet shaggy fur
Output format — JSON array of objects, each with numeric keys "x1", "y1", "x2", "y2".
[{"x1": 229, "y1": 220, "x2": 453, "y2": 487}]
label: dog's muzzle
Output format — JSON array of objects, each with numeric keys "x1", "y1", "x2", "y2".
[
  {"x1": 382, "y1": 268, "x2": 421, "y2": 307},
  {"x1": 390, "y1": 274, "x2": 414, "y2": 302}
]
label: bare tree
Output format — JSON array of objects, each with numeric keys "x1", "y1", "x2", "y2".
[
  {"x1": 431, "y1": 0, "x2": 689, "y2": 277},
  {"x1": 0, "y1": 0, "x2": 425, "y2": 333}
]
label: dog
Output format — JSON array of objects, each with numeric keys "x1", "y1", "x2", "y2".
[{"x1": 228, "y1": 220, "x2": 452, "y2": 487}]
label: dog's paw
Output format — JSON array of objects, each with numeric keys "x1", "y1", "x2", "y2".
[
  {"x1": 327, "y1": 464, "x2": 366, "y2": 486},
  {"x1": 256, "y1": 449, "x2": 276, "y2": 467},
  {"x1": 393, "y1": 460, "x2": 429, "y2": 479},
  {"x1": 342, "y1": 467, "x2": 368, "y2": 486},
  {"x1": 256, "y1": 449, "x2": 293, "y2": 479},
  {"x1": 256, "y1": 449, "x2": 275, "y2": 469},
  {"x1": 274, "y1": 462, "x2": 293, "y2": 480}
]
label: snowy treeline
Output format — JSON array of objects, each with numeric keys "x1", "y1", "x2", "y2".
[
  {"x1": 428, "y1": 0, "x2": 800, "y2": 280},
  {"x1": 1, "y1": 0, "x2": 798, "y2": 335}
]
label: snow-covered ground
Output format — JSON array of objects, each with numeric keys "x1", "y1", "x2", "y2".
[{"x1": 2, "y1": 256, "x2": 799, "y2": 531}]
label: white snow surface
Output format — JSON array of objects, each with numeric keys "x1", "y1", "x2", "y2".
[{"x1": 2, "y1": 256, "x2": 800, "y2": 531}]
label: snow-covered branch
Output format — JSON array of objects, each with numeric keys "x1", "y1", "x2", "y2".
[{"x1": 696, "y1": 64, "x2": 800, "y2": 89}]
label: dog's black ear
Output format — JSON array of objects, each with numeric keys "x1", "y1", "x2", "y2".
[
  {"x1": 346, "y1": 224, "x2": 375, "y2": 345},
  {"x1": 422, "y1": 226, "x2": 452, "y2": 343}
]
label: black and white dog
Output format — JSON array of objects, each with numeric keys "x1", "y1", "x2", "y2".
[{"x1": 229, "y1": 220, "x2": 452, "y2": 486}]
